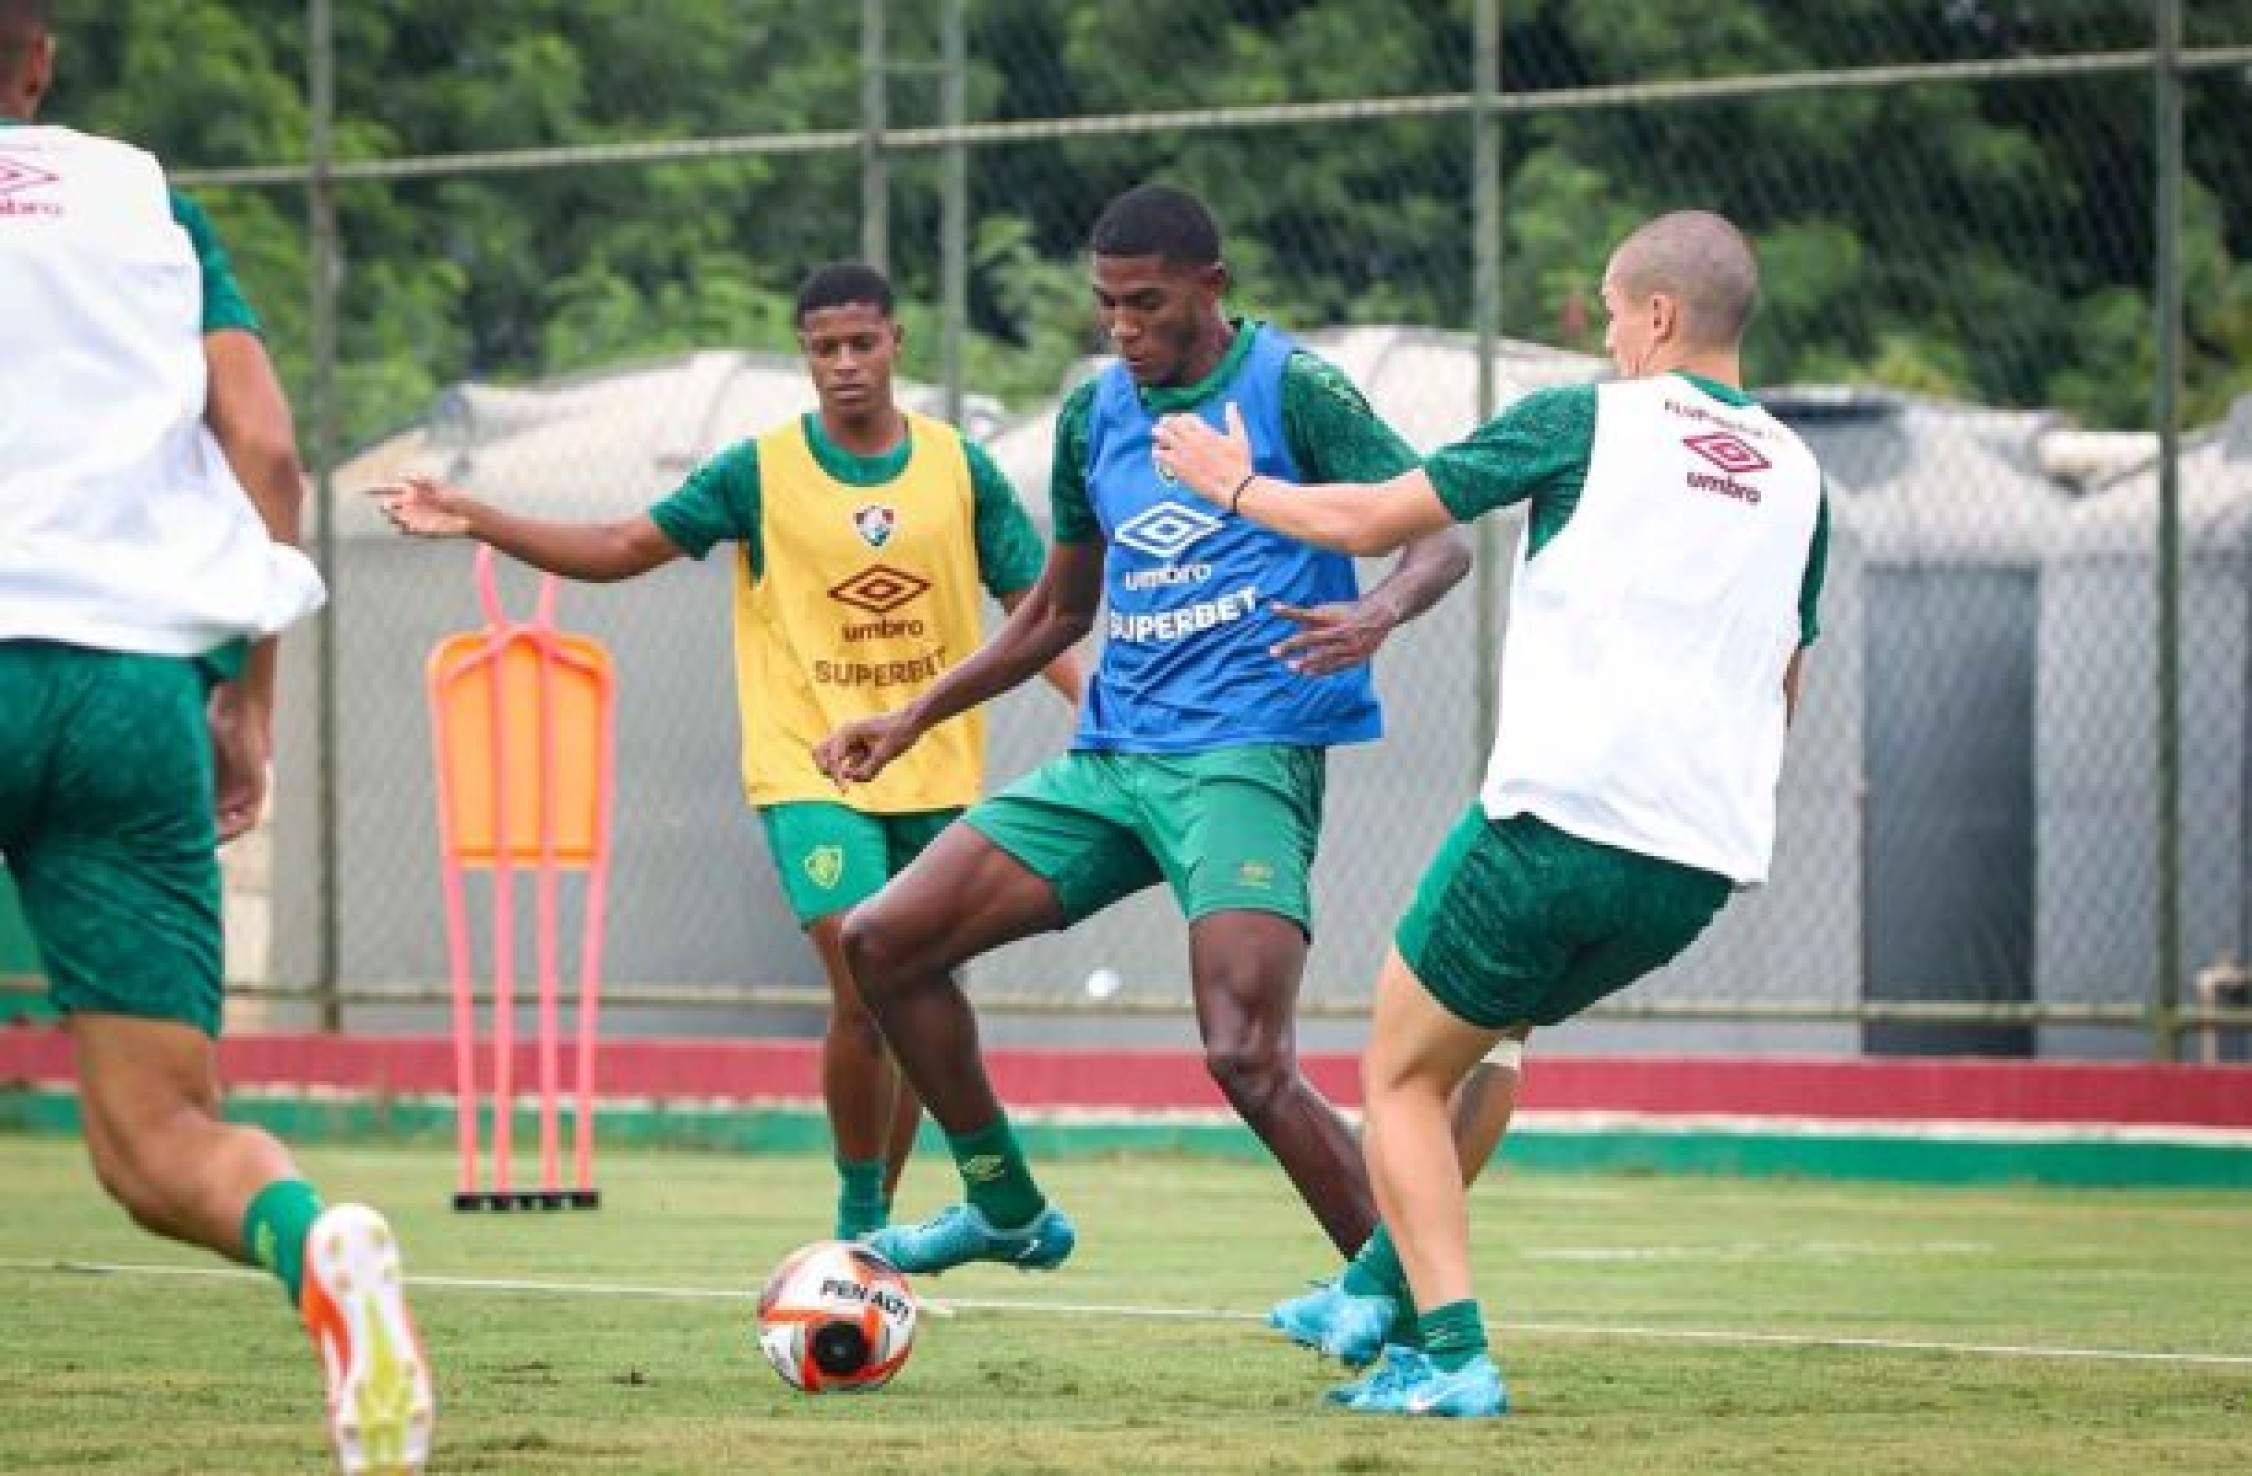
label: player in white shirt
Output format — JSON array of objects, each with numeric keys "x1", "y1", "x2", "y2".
[
  {"x1": 0, "y1": 4, "x2": 430, "y2": 1468},
  {"x1": 1156, "y1": 210, "x2": 1829, "y2": 1418}
]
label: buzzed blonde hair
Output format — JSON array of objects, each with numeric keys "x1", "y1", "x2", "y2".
[{"x1": 1610, "y1": 210, "x2": 1760, "y2": 348}]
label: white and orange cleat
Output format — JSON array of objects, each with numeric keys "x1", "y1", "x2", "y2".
[{"x1": 300, "y1": 1204, "x2": 435, "y2": 1475}]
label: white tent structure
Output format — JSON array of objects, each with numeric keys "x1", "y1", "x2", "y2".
[
  {"x1": 2037, "y1": 395, "x2": 2252, "y2": 1053},
  {"x1": 275, "y1": 338, "x2": 2229, "y2": 1059}
]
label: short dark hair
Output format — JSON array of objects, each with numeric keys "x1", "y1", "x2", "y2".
[
  {"x1": 0, "y1": 0, "x2": 53, "y2": 73},
  {"x1": 1090, "y1": 185, "x2": 1221, "y2": 268},
  {"x1": 794, "y1": 262, "x2": 893, "y2": 326}
]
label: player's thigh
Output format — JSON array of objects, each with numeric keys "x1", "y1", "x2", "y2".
[
  {"x1": 1148, "y1": 745, "x2": 1326, "y2": 934},
  {"x1": 759, "y1": 801, "x2": 894, "y2": 927},
  {"x1": 1365, "y1": 947, "x2": 1505, "y2": 1099},
  {"x1": 961, "y1": 753, "x2": 1162, "y2": 925},
  {"x1": 1533, "y1": 845, "x2": 1731, "y2": 1026},
  {"x1": 850, "y1": 817, "x2": 1074, "y2": 973},
  {"x1": 10, "y1": 648, "x2": 224, "y2": 1037},
  {"x1": 1392, "y1": 806, "x2": 1572, "y2": 1033},
  {"x1": 1186, "y1": 908, "x2": 1309, "y2": 1042}
]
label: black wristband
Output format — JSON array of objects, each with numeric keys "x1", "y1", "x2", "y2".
[{"x1": 1228, "y1": 472, "x2": 1258, "y2": 515}]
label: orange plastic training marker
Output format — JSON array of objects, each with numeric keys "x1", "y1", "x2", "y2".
[{"x1": 429, "y1": 546, "x2": 616, "y2": 1212}]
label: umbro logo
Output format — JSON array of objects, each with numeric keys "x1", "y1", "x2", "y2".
[
  {"x1": 0, "y1": 156, "x2": 58, "y2": 197},
  {"x1": 828, "y1": 564, "x2": 930, "y2": 615},
  {"x1": 1682, "y1": 432, "x2": 1771, "y2": 476},
  {"x1": 1114, "y1": 501, "x2": 1222, "y2": 561},
  {"x1": 0, "y1": 155, "x2": 62, "y2": 218}
]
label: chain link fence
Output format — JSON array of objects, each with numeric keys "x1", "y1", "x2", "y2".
[{"x1": 24, "y1": 0, "x2": 2248, "y2": 1056}]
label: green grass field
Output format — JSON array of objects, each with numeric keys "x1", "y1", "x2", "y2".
[{"x1": 3, "y1": 1135, "x2": 2250, "y2": 1474}]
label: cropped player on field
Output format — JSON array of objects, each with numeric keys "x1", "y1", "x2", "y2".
[
  {"x1": 376, "y1": 263, "x2": 1080, "y2": 1241},
  {"x1": 1157, "y1": 209, "x2": 1830, "y2": 1417},
  {"x1": 0, "y1": 3, "x2": 433, "y2": 1469},
  {"x1": 814, "y1": 185, "x2": 1471, "y2": 1276}
]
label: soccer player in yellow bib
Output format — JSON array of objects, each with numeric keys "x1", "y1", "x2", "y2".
[
  {"x1": 3, "y1": 4, "x2": 434, "y2": 1470},
  {"x1": 377, "y1": 263, "x2": 1081, "y2": 1240},
  {"x1": 1157, "y1": 211, "x2": 1829, "y2": 1418}
]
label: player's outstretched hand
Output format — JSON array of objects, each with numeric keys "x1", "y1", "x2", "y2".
[
  {"x1": 1152, "y1": 402, "x2": 1252, "y2": 504},
  {"x1": 1271, "y1": 598, "x2": 1395, "y2": 677},
  {"x1": 371, "y1": 475, "x2": 474, "y2": 538},
  {"x1": 815, "y1": 711, "x2": 923, "y2": 790}
]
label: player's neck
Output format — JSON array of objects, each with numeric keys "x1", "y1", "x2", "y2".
[
  {"x1": 1167, "y1": 314, "x2": 1236, "y2": 391},
  {"x1": 1648, "y1": 346, "x2": 1743, "y2": 391},
  {"x1": 819, "y1": 401, "x2": 907, "y2": 459}
]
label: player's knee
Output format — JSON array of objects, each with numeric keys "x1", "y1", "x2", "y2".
[
  {"x1": 1203, "y1": 1033, "x2": 1294, "y2": 1118},
  {"x1": 838, "y1": 906, "x2": 906, "y2": 1001}
]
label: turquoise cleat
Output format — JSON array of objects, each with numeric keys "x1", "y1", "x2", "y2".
[
  {"x1": 1324, "y1": 1344, "x2": 1425, "y2": 1408},
  {"x1": 1269, "y1": 1279, "x2": 1398, "y2": 1367},
  {"x1": 1334, "y1": 1347, "x2": 1509, "y2": 1419},
  {"x1": 866, "y1": 1202, "x2": 1076, "y2": 1275}
]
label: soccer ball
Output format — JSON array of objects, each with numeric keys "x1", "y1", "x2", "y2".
[{"x1": 756, "y1": 1240, "x2": 919, "y2": 1393}]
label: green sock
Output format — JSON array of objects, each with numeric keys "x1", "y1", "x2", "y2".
[
  {"x1": 1417, "y1": 1299, "x2": 1490, "y2": 1373},
  {"x1": 1340, "y1": 1223, "x2": 1408, "y2": 1301},
  {"x1": 946, "y1": 1116, "x2": 1045, "y2": 1230},
  {"x1": 242, "y1": 1178, "x2": 324, "y2": 1306},
  {"x1": 834, "y1": 1156, "x2": 889, "y2": 1238}
]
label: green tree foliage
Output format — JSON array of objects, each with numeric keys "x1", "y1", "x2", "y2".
[{"x1": 40, "y1": 0, "x2": 2252, "y2": 443}]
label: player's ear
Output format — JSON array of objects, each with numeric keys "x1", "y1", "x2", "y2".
[
  {"x1": 1203, "y1": 261, "x2": 1230, "y2": 302},
  {"x1": 1651, "y1": 290, "x2": 1679, "y2": 345}
]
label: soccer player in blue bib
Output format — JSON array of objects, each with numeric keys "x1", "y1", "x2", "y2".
[
  {"x1": 1157, "y1": 210, "x2": 1829, "y2": 1417},
  {"x1": 816, "y1": 185, "x2": 1470, "y2": 1273}
]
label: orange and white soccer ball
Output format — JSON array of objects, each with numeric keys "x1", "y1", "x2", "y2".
[{"x1": 756, "y1": 1240, "x2": 919, "y2": 1393}]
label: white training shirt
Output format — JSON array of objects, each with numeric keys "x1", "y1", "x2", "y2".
[
  {"x1": 1480, "y1": 376, "x2": 1824, "y2": 885},
  {"x1": 0, "y1": 124, "x2": 324, "y2": 657}
]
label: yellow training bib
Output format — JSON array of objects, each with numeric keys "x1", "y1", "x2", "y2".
[{"x1": 732, "y1": 413, "x2": 988, "y2": 812}]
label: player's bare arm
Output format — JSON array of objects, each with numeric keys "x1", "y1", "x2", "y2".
[
  {"x1": 371, "y1": 474, "x2": 682, "y2": 582},
  {"x1": 202, "y1": 329, "x2": 305, "y2": 841},
  {"x1": 1153, "y1": 403, "x2": 1453, "y2": 557},
  {"x1": 1000, "y1": 585, "x2": 1089, "y2": 706},
  {"x1": 816, "y1": 538, "x2": 1103, "y2": 787},
  {"x1": 1271, "y1": 525, "x2": 1468, "y2": 678}
]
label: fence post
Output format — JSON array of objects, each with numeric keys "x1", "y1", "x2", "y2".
[
  {"x1": 860, "y1": 0, "x2": 889, "y2": 275},
  {"x1": 941, "y1": 0, "x2": 967, "y2": 425},
  {"x1": 2152, "y1": 0, "x2": 2184, "y2": 1062},
  {"x1": 1470, "y1": 0, "x2": 1504, "y2": 777},
  {"x1": 307, "y1": 0, "x2": 343, "y2": 1032}
]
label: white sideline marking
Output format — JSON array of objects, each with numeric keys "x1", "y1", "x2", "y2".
[{"x1": 6, "y1": 1256, "x2": 2251, "y2": 1370}]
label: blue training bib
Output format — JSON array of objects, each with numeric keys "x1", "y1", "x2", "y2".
[{"x1": 1074, "y1": 324, "x2": 1383, "y2": 753}]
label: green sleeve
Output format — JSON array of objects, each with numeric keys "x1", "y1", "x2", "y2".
[
  {"x1": 648, "y1": 440, "x2": 763, "y2": 571},
  {"x1": 965, "y1": 441, "x2": 1046, "y2": 598},
  {"x1": 1048, "y1": 381, "x2": 1100, "y2": 545},
  {"x1": 167, "y1": 189, "x2": 260, "y2": 337},
  {"x1": 1424, "y1": 384, "x2": 1597, "y2": 524},
  {"x1": 1798, "y1": 486, "x2": 1830, "y2": 648},
  {"x1": 1279, "y1": 351, "x2": 1421, "y2": 485}
]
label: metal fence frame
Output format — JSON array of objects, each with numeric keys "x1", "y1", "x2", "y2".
[{"x1": 140, "y1": 0, "x2": 2245, "y2": 1054}]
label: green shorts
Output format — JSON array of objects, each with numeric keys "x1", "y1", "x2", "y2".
[
  {"x1": 964, "y1": 745, "x2": 1326, "y2": 932},
  {"x1": 759, "y1": 801, "x2": 962, "y2": 926},
  {"x1": 0, "y1": 642, "x2": 225, "y2": 1037},
  {"x1": 1396, "y1": 806, "x2": 1731, "y2": 1029}
]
